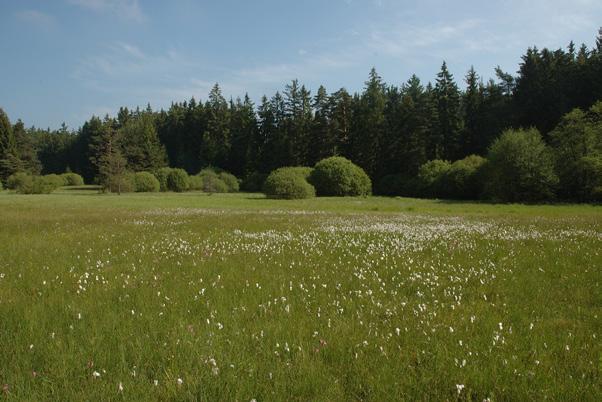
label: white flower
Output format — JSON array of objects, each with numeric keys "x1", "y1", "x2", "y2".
[
  {"x1": 92, "y1": 371, "x2": 101, "y2": 378},
  {"x1": 456, "y1": 384, "x2": 465, "y2": 394},
  {"x1": 177, "y1": 378, "x2": 183, "y2": 385},
  {"x1": 153, "y1": 380, "x2": 158, "y2": 386},
  {"x1": 118, "y1": 382, "x2": 123, "y2": 392}
]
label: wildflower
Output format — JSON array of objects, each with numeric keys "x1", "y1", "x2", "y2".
[
  {"x1": 154, "y1": 380, "x2": 159, "y2": 386},
  {"x1": 118, "y1": 382, "x2": 123, "y2": 392},
  {"x1": 456, "y1": 384, "x2": 465, "y2": 394},
  {"x1": 92, "y1": 371, "x2": 101, "y2": 378},
  {"x1": 177, "y1": 378, "x2": 183, "y2": 385}
]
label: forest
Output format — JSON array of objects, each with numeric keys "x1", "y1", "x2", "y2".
[{"x1": 1, "y1": 29, "x2": 602, "y2": 202}]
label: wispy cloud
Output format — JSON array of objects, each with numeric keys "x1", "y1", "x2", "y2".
[
  {"x1": 15, "y1": 10, "x2": 57, "y2": 29},
  {"x1": 67, "y1": 0, "x2": 146, "y2": 23}
]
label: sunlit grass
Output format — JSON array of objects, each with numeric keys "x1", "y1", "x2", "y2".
[{"x1": 0, "y1": 190, "x2": 600, "y2": 400}]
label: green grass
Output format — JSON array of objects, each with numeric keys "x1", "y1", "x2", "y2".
[{"x1": 0, "y1": 189, "x2": 600, "y2": 401}]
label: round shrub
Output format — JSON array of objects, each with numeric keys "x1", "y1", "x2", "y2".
[
  {"x1": 485, "y1": 128, "x2": 558, "y2": 202},
  {"x1": 187, "y1": 175, "x2": 204, "y2": 191},
  {"x1": 445, "y1": 155, "x2": 487, "y2": 200},
  {"x1": 7, "y1": 172, "x2": 30, "y2": 190},
  {"x1": 154, "y1": 167, "x2": 172, "y2": 192},
  {"x1": 133, "y1": 171, "x2": 160, "y2": 192},
  {"x1": 416, "y1": 160, "x2": 451, "y2": 198},
  {"x1": 166, "y1": 168, "x2": 189, "y2": 192},
  {"x1": 309, "y1": 157, "x2": 371, "y2": 196},
  {"x1": 241, "y1": 172, "x2": 268, "y2": 192},
  {"x1": 218, "y1": 172, "x2": 240, "y2": 192},
  {"x1": 12, "y1": 175, "x2": 61, "y2": 194},
  {"x1": 198, "y1": 169, "x2": 228, "y2": 193},
  {"x1": 263, "y1": 167, "x2": 316, "y2": 199},
  {"x1": 43, "y1": 174, "x2": 64, "y2": 189},
  {"x1": 103, "y1": 172, "x2": 135, "y2": 194},
  {"x1": 61, "y1": 172, "x2": 84, "y2": 186}
]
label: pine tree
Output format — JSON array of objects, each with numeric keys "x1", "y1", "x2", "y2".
[
  {"x1": 229, "y1": 94, "x2": 258, "y2": 175},
  {"x1": 119, "y1": 112, "x2": 167, "y2": 172},
  {"x1": 0, "y1": 108, "x2": 21, "y2": 183},
  {"x1": 308, "y1": 85, "x2": 333, "y2": 164},
  {"x1": 434, "y1": 62, "x2": 462, "y2": 160},
  {"x1": 349, "y1": 68, "x2": 386, "y2": 177},
  {"x1": 328, "y1": 88, "x2": 353, "y2": 156},
  {"x1": 462, "y1": 67, "x2": 483, "y2": 156},
  {"x1": 13, "y1": 120, "x2": 42, "y2": 175},
  {"x1": 202, "y1": 84, "x2": 230, "y2": 168},
  {"x1": 97, "y1": 128, "x2": 128, "y2": 194}
]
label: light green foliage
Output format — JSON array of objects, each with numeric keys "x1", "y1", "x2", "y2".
[
  {"x1": 198, "y1": 169, "x2": 228, "y2": 193},
  {"x1": 309, "y1": 157, "x2": 371, "y2": 196},
  {"x1": 187, "y1": 175, "x2": 204, "y2": 191},
  {"x1": 417, "y1": 159, "x2": 451, "y2": 198},
  {"x1": 154, "y1": 167, "x2": 172, "y2": 192},
  {"x1": 218, "y1": 172, "x2": 240, "y2": 193},
  {"x1": 8, "y1": 174, "x2": 63, "y2": 194},
  {"x1": 486, "y1": 128, "x2": 558, "y2": 202},
  {"x1": 263, "y1": 167, "x2": 316, "y2": 199},
  {"x1": 0, "y1": 192, "x2": 599, "y2": 400},
  {"x1": 133, "y1": 172, "x2": 160, "y2": 193},
  {"x1": 166, "y1": 168, "x2": 189, "y2": 192},
  {"x1": 6, "y1": 172, "x2": 30, "y2": 190},
  {"x1": 61, "y1": 172, "x2": 85, "y2": 186},
  {"x1": 44, "y1": 174, "x2": 65, "y2": 189},
  {"x1": 445, "y1": 155, "x2": 487, "y2": 199}
]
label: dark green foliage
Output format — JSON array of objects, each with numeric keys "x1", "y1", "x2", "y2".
[
  {"x1": 263, "y1": 167, "x2": 316, "y2": 199},
  {"x1": 485, "y1": 128, "x2": 558, "y2": 202},
  {"x1": 166, "y1": 168, "x2": 189, "y2": 192},
  {"x1": 376, "y1": 174, "x2": 404, "y2": 196},
  {"x1": 61, "y1": 173, "x2": 84, "y2": 186},
  {"x1": 0, "y1": 108, "x2": 18, "y2": 184},
  {"x1": 133, "y1": 172, "x2": 160, "y2": 193},
  {"x1": 575, "y1": 156, "x2": 602, "y2": 201},
  {"x1": 241, "y1": 172, "x2": 267, "y2": 192},
  {"x1": 434, "y1": 62, "x2": 462, "y2": 160},
  {"x1": 309, "y1": 156, "x2": 371, "y2": 196},
  {"x1": 445, "y1": 155, "x2": 487, "y2": 199},
  {"x1": 416, "y1": 160, "x2": 452, "y2": 198},
  {"x1": 119, "y1": 113, "x2": 167, "y2": 172}
]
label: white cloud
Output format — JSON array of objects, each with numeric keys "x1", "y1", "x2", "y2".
[{"x1": 67, "y1": 0, "x2": 146, "y2": 23}]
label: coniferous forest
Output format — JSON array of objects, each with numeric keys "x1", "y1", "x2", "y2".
[{"x1": 1, "y1": 29, "x2": 602, "y2": 202}]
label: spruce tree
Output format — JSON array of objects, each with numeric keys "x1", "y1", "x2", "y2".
[{"x1": 434, "y1": 62, "x2": 462, "y2": 160}]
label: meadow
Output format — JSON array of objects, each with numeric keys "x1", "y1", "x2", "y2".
[{"x1": 0, "y1": 188, "x2": 600, "y2": 401}]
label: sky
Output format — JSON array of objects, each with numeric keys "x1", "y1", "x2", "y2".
[{"x1": 1, "y1": 0, "x2": 601, "y2": 130}]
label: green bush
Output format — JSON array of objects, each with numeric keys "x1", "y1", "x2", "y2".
[
  {"x1": 576, "y1": 156, "x2": 602, "y2": 202},
  {"x1": 198, "y1": 169, "x2": 228, "y2": 193},
  {"x1": 61, "y1": 172, "x2": 84, "y2": 186},
  {"x1": 416, "y1": 160, "x2": 451, "y2": 198},
  {"x1": 11, "y1": 174, "x2": 62, "y2": 194},
  {"x1": 263, "y1": 167, "x2": 316, "y2": 199},
  {"x1": 0, "y1": 180, "x2": 2, "y2": 191},
  {"x1": 445, "y1": 155, "x2": 487, "y2": 200},
  {"x1": 219, "y1": 172, "x2": 240, "y2": 192},
  {"x1": 103, "y1": 172, "x2": 135, "y2": 194},
  {"x1": 485, "y1": 128, "x2": 558, "y2": 202},
  {"x1": 7, "y1": 172, "x2": 30, "y2": 190},
  {"x1": 241, "y1": 172, "x2": 268, "y2": 192},
  {"x1": 43, "y1": 174, "x2": 64, "y2": 189},
  {"x1": 154, "y1": 167, "x2": 173, "y2": 192},
  {"x1": 309, "y1": 157, "x2": 371, "y2": 196},
  {"x1": 187, "y1": 175, "x2": 204, "y2": 191},
  {"x1": 133, "y1": 171, "x2": 160, "y2": 192},
  {"x1": 166, "y1": 168, "x2": 189, "y2": 192}
]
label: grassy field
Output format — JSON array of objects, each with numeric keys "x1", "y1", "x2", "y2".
[{"x1": 0, "y1": 188, "x2": 600, "y2": 401}]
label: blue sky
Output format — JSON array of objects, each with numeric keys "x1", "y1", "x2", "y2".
[{"x1": 1, "y1": 0, "x2": 601, "y2": 130}]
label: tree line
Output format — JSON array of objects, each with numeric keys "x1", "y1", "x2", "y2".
[{"x1": 1, "y1": 28, "x2": 601, "y2": 201}]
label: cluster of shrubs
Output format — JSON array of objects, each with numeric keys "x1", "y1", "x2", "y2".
[
  {"x1": 105, "y1": 167, "x2": 240, "y2": 194},
  {"x1": 261, "y1": 156, "x2": 372, "y2": 199},
  {"x1": 376, "y1": 127, "x2": 601, "y2": 203},
  {"x1": 4, "y1": 172, "x2": 84, "y2": 194}
]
